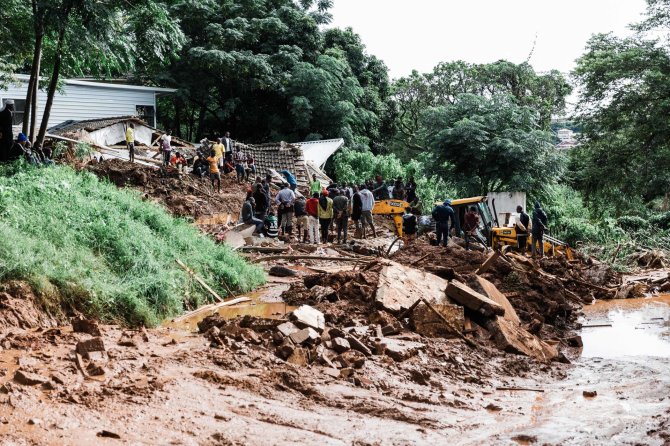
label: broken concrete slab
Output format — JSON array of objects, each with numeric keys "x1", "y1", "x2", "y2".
[
  {"x1": 375, "y1": 260, "x2": 449, "y2": 312},
  {"x1": 476, "y1": 276, "x2": 520, "y2": 324},
  {"x1": 309, "y1": 285, "x2": 337, "y2": 302},
  {"x1": 378, "y1": 337, "x2": 426, "y2": 361},
  {"x1": 411, "y1": 302, "x2": 464, "y2": 338},
  {"x1": 290, "y1": 305, "x2": 325, "y2": 332},
  {"x1": 276, "y1": 321, "x2": 300, "y2": 337},
  {"x1": 486, "y1": 317, "x2": 558, "y2": 362},
  {"x1": 446, "y1": 281, "x2": 505, "y2": 318},
  {"x1": 332, "y1": 337, "x2": 350, "y2": 353},
  {"x1": 289, "y1": 327, "x2": 320, "y2": 345},
  {"x1": 14, "y1": 370, "x2": 49, "y2": 386},
  {"x1": 75, "y1": 337, "x2": 105, "y2": 359},
  {"x1": 71, "y1": 318, "x2": 102, "y2": 336}
]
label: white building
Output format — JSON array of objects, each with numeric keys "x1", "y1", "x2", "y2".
[{"x1": 0, "y1": 74, "x2": 174, "y2": 129}]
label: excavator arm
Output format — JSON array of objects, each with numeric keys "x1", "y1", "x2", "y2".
[{"x1": 372, "y1": 199, "x2": 411, "y2": 238}]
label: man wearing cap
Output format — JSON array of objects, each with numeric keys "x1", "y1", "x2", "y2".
[
  {"x1": 0, "y1": 100, "x2": 15, "y2": 161},
  {"x1": 432, "y1": 199, "x2": 461, "y2": 247},
  {"x1": 13, "y1": 133, "x2": 38, "y2": 164}
]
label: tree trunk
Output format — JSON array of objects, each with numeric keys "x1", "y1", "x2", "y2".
[
  {"x1": 195, "y1": 103, "x2": 207, "y2": 140},
  {"x1": 29, "y1": 31, "x2": 43, "y2": 143},
  {"x1": 174, "y1": 96, "x2": 182, "y2": 138},
  {"x1": 35, "y1": 28, "x2": 65, "y2": 149}
]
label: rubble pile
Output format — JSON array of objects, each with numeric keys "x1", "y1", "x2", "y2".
[{"x1": 87, "y1": 159, "x2": 246, "y2": 219}]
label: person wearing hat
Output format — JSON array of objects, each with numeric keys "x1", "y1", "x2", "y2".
[
  {"x1": 13, "y1": 133, "x2": 38, "y2": 164},
  {"x1": 0, "y1": 100, "x2": 15, "y2": 160},
  {"x1": 431, "y1": 199, "x2": 460, "y2": 247}
]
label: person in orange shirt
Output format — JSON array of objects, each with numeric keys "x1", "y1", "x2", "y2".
[{"x1": 206, "y1": 150, "x2": 221, "y2": 193}]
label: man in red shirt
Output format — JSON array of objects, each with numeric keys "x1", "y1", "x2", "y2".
[
  {"x1": 463, "y1": 206, "x2": 485, "y2": 250},
  {"x1": 305, "y1": 192, "x2": 320, "y2": 244}
]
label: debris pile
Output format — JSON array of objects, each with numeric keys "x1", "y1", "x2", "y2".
[{"x1": 87, "y1": 159, "x2": 246, "y2": 220}]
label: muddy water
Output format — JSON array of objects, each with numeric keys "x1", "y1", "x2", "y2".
[
  {"x1": 581, "y1": 294, "x2": 670, "y2": 358},
  {"x1": 164, "y1": 284, "x2": 296, "y2": 332},
  {"x1": 478, "y1": 294, "x2": 670, "y2": 445}
]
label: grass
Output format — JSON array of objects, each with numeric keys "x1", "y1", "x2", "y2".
[{"x1": 0, "y1": 162, "x2": 265, "y2": 327}]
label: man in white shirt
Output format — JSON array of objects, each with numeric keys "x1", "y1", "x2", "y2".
[
  {"x1": 274, "y1": 184, "x2": 296, "y2": 236},
  {"x1": 222, "y1": 131, "x2": 233, "y2": 155},
  {"x1": 359, "y1": 186, "x2": 376, "y2": 238}
]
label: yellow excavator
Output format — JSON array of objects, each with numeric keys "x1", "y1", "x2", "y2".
[
  {"x1": 372, "y1": 199, "x2": 411, "y2": 237},
  {"x1": 446, "y1": 196, "x2": 575, "y2": 259}
]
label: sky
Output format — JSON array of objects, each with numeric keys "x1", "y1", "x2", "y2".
[{"x1": 328, "y1": 0, "x2": 648, "y2": 79}]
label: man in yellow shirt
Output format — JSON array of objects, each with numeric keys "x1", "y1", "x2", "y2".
[
  {"x1": 125, "y1": 123, "x2": 135, "y2": 163},
  {"x1": 213, "y1": 138, "x2": 225, "y2": 169},
  {"x1": 206, "y1": 149, "x2": 221, "y2": 193}
]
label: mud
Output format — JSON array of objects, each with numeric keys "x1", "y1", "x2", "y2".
[{"x1": 87, "y1": 159, "x2": 247, "y2": 220}]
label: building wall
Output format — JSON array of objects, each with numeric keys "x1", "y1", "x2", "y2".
[
  {"x1": 0, "y1": 79, "x2": 156, "y2": 130},
  {"x1": 487, "y1": 191, "x2": 527, "y2": 226}
]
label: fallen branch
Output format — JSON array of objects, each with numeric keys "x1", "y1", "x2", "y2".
[
  {"x1": 581, "y1": 323, "x2": 612, "y2": 328},
  {"x1": 176, "y1": 259, "x2": 223, "y2": 302},
  {"x1": 251, "y1": 255, "x2": 373, "y2": 264},
  {"x1": 410, "y1": 252, "x2": 432, "y2": 266},
  {"x1": 171, "y1": 297, "x2": 252, "y2": 323},
  {"x1": 496, "y1": 386, "x2": 544, "y2": 393}
]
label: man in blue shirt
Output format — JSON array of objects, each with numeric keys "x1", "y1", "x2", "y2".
[
  {"x1": 280, "y1": 170, "x2": 297, "y2": 191},
  {"x1": 431, "y1": 199, "x2": 461, "y2": 247}
]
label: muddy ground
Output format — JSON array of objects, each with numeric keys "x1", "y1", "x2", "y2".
[{"x1": 1, "y1": 160, "x2": 669, "y2": 445}]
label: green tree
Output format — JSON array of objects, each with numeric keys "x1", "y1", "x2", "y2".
[
  {"x1": 573, "y1": 2, "x2": 670, "y2": 215},
  {"x1": 421, "y1": 93, "x2": 562, "y2": 196}
]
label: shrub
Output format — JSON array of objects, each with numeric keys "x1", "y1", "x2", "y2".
[
  {"x1": 616, "y1": 216, "x2": 649, "y2": 232},
  {"x1": 649, "y1": 211, "x2": 670, "y2": 230}
]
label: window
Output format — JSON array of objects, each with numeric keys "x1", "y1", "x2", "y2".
[
  {"x1": 2, "y1": 98, "x2": 25, "y2": 125},
  {"x1": 136, "y1": 105, "x2": 155, "y2": 126}
]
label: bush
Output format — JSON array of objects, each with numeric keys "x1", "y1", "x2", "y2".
[
  {"x1": 0, "y1": 163, "x2": 265, "y2": 327},
  {"x1": 616, "y1": 215, "x2": 649, "y2": 231},
  {"x1": 649, "y1": 211, "x2": 670, "y2": 230}
]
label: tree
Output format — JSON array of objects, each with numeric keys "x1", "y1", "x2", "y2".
[
  {"x1": 572, "y1": 1, "x2": 670, "y2": 215},
  {"x1": 421, "y1": 93, "x2": 562, "y2": 196},
  {"x1": 390, "y1": 61, "x2": 571, "y2": 152}
]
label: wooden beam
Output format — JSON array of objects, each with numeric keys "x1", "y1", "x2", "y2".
[
  {"x1": 476, "y1": 250, "x2": 500, "y2": 274},
  {"x1": 252, "y1": 255, "x2": 374, "y2": 264},
  {"x1": 175, "y1": 259, "x2": 223, "y2": 302}
]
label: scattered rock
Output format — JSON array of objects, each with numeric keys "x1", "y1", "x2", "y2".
[
  {"x1": 86, "y1": 362, "x2": 105, "y2": 376},
  {"x1": 346, "y1": 335, "x2": 372, "y2": 356},
  {"x1": 28, "y1": 418, "x2": 41, "y2": 425},
  {"x1": 14, "y1": 370, "x2": 49, "y2": 386},
  {"x1": 567, "y1": 335, "x2": 583, "y2": 348},
  {"x1": 269, "y1": 266, "x2": 298, "y2": 277},
  {"x1": 485, "y1": 403, "x2": 502, "y2": 411},
  {"x1": 290, "y1": 305, "x2": 325, "y2": 332},
  {"x1": 309, "y1": 285, "x2": 337, "y2": 302},
  {"x1": 75, "y1": 337, "x2": 106, "y2": 359},
  {"x1": 286, "y1": 347, "x2": 308, "y2": 366},
  {"x1": 276, "y1": 322, "x2": 300, "y2": 337},
  {"x1": 71, "y1": 318, "x2": 102, "y2": 336},
  {"x1": 378, "y1": 338, "x2": 425, "y2": 362},
  {"x1": 411, "y1": 301, "x2": 464, "y2": 338},
  {"x1": 322, "y1": 368, "x2": 340, "y2": 379},
  {"x1": 583, "y1": 390, "x2": 597, "y2": 398},
  {"x1": 97, "y1": 430, "x2": 121, "y2": 439},
  {"x1": 486, "y1": 317, "x2": 558, "y2": 362},
  {"x1": 289, "y1": 328, "x2": 320, "y2": 346},
  {"x1": 332, "y1": 337, "x2": 350, "y2": 353}
]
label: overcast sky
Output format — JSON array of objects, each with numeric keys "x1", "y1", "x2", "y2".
[{"x1": 328, "y1": 0, "x2": 648, "y2": 79}]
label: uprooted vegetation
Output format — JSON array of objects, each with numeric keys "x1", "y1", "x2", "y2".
[{"x1": 0, "y1": 162, "x2": 265, "y2": 327}]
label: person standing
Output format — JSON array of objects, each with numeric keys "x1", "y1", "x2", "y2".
[
  {"x1": 125, "y1": 123, "x2": 135, "y2": 163},
  {"x1": 245, "y1": 153, "x2": 256, "y2": 181},
  {"x1": 309, "y1": 174, "x2": 321, "y2": 196},
  {"x1": 253, "y1": 177, "x2": 268, "y2": 219},
  {"x1": 160, "y1": 130, "x2": 172, "y2": 166},
  {"x1": 402, "y1": 207, "x2": 418, "y2": 246},
  {"x1": 317, "y1": 191, "x2": 334, "y2": 244},
  {"x1": 206, "y1": 150, "x2": 221, "y2": 193},
  {"x1": 294, "y1": 193, "x2": 309, "y2": 243},
  {"x1": 359, "y1": 186, "x2": 376, "y2": 238},
  {"x1": 222, "y1": 131, "x2": 233, "y2": 156},
  {"x1": 274, "y1": 183, "x2": 296, "y2": 236},
  {"x1": 393, "y1": 177, "x2": 405, "y2": 200},
  {"x1": 405, "y1": 177, "x2": 417, "y2": 204},
  {"x1": 463, "y1": 206, "x2": 482, "y2": 250},
  {"x1": 306, "y1": 192, "x2": 320, "y2": 244},
  {"x1": 516, "y1": 205, "x2": 530, "y2": 253},
  {"x1": 373, "y1": 175, "x2": 389, "y2": 200},
  {"x1": 351, "y1": 185, "x2": 363, "y2": 238},
  {"x1": 432, "y1": 199, "x2": 460, "y2": 247},
  {"x1": 212, "y1": 137, "x2": 225, "y2": 170},
  {"x1": 233, "y1": 147, "x2": 246, "y2": 183},
  {"x1": 332, "y1": 188, "x2": 350, "y2": 244},
  {"x1": 241, "y1": 194, "x2": 264, "y2": 234},
  {"x1": 531, "y1": 201, "x2": 548, "y2": 258},
  {"x1": 0, "y1": 100, "x2": 15, "y2": 161}
]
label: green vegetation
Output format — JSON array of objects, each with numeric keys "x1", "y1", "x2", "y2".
[{"x1": 0, "y1": 163, "x2": 265, "y2": 327}]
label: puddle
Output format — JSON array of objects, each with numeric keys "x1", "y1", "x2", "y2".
[
  {"x1": 581, "y1": 294, "x2": 670, "y2": 358},
  {"x1": 164, "y1": 284, "x2": 295, "y2": 332}
]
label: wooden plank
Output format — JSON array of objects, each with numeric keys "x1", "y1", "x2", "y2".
[
  {"x1": 252, "y1": 255, "x2": 373, "y2": 264},
  {"x1": 446, "y1": 280, "x2": 505, "y2": 318},
  {"x1": 175, "y1": 259, "x2": 223, "y2": 303},
  {"x1": 476, "y1": 250, "x2": 500, "y2": 274},
  {"x1": 476, "y1": 277, "x2": 520, "y2": 324}
]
